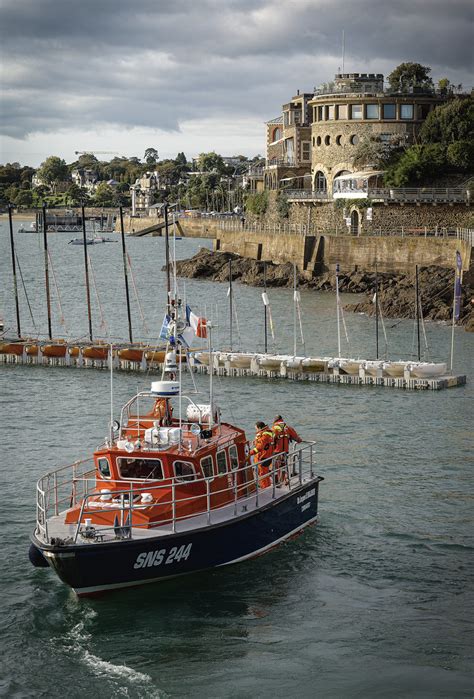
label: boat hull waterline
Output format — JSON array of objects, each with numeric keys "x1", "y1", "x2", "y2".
[{"x1": 31, "y1": 478, "x2": 321, "y2": 596}]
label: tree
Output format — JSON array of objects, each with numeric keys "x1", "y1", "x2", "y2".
[
  {"x1": 144, "y1": 147, "x2": 159, "y2": 165},
  {"x1": 36, "y1": 156, "x2": 70, "y2": 192},
  {"x1": 419, "y1": 97, "x2": 474, "y2": 145},
  {"x1": 352, "y1": 135, "x2": 404, "y2": 169},
  {"x1": 385, "y1": 144, "x2": 447, "y2": 186},
  {"x1": 197, "y1": 152, "x2": 226, "y2": 174},
  {"x1": 15, "y1": 189, "x2": 34, "y2": 207},
  {"x1": 387, "y1": 62, "x2": 433, "y2": 92},
  {"x1": 175, "y1": 152, "x2": 187, "y2": 166},
  {"x1": 93, "y1": 182, "x2": 117, "y2": 206},
  {"x1": 65, "y1": 183, "x2": 89, "y2": 205}
]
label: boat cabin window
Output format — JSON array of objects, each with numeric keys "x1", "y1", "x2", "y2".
[
  {"x1": 98, "y1": 457, "x2": 111, "y2": 478},
  {"x1": 229, "y1": 445, "x2": 239, "y2": 470},
  {"x1": 216, "y1": 450, "x2": 228, "y2": 475},
  {"x1": 118, "y1": 457, "x2": 163, "y2": 480},
  {"x1": 174, "y1": 461, "x2": 196, "y2": 482},
  {"x1": 201, "y1": 455, "x2": 214, "y2": 479}
]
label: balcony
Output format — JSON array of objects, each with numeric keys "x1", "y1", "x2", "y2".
[
  {"x1": 266, "y1": 157, "x2": 298, "y2": 168},
  {"x1": 285, "y1": 190, "x2": 332, "y2": 202},
  {"x1": 369, "y1": 188, "x2": 471, "y2": 204}
]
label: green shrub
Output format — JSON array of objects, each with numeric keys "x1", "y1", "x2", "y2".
[{"x1": 245, "y1": 191, "x2": 268, "y2": 216}]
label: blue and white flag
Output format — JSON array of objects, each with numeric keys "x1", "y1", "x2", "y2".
[{"x1": 159, "y1": 314, "x2": 171, "y2": 340}]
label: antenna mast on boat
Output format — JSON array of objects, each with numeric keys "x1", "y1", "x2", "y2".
[
  {"x1": 7, "y1": 204, "x2": 21, "y2": 338},
  {"x1": 42, "y1": 204, "x2": 53, "y2": 340},
  {"x1": 336, "y1": 263, "x2": 341, "y2": 357},
  {"x1": 81, "y1": 204, "x2": 93, "y2": 341},
  {"x1": 109, "y1": 343, "x2": 114, "y2": 445},
  {"x1": 119, "y1": 206, "x2": 133, "y2": 343}
]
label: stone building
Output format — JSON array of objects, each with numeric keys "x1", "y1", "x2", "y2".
[
  {"x1": 130, "y1": 171, "x2": 164, "y2": 215},
  {"x1": 263, "y1": 92, "x2": 313, "y2": 190},
  {"x1": 308, "y1": 72, "x2": 446, "y2": 193}
]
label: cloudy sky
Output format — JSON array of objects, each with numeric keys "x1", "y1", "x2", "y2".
[{"x1": 1, "y1": 0, "x2": 472, "y2": 166}]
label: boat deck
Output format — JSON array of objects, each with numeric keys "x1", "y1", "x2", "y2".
[{"x1": 41, "y1": 474, "x2": 315, "y2": 546}]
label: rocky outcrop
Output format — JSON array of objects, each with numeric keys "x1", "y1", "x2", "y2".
[{"x1": 172, "y1": 249, "x2": 473, "y2": 329}]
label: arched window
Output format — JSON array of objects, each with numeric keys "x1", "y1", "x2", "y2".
[
  {"x1": 325, "y1": 135, "x2": 331, "y2": 145},
  {"x1": 350, "y1": 210, "x2": 360, "y2": 236},
  {"x1": 272, "y1": 126, "x2": 282, "y2": 142},
  {"x1": 315, "y1": 171, "x2": 327, "y2": 192}
]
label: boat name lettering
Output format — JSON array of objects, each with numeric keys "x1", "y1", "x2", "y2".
[
  {"x1": 297, "y1": 489, "x2": 315, "y2": 505},
  {"x1": 134, "y1": 543, "x2": 192, "y2": 569}
]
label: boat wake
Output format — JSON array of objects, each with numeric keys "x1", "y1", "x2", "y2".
[{"x1": 56, "y1": 607, "x2": 166, "y2": 698}]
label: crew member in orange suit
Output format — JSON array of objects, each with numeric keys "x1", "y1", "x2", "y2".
[
  {"x1": 272, "y1": 415, "x2": 302, "y2": 483},
  {"x1": 249, "y1": 421, "x2": 274, "y2": 488}
]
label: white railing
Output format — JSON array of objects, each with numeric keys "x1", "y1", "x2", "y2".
[
  {"x1": 368, "y1": 188, "x2": 470, "y2": 203},
  {"x1": 285, "y1": 190, "x2": 331, "y2": 201},
  {"x1": 35, "y1": 442, "x2": 318, "y2": 544},
  {"x1": 218, "y1": 219, "x2": 323, "y2": 236}
]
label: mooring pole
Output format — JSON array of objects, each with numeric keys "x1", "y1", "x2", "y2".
[
  {"x1": 164, "y1": 204, "x2": 171, "y2": 315},
  {"x1": 8, "y1": 204, "x2": 21, "y2": 338},
  {"x1": 229, "y1": 259, "x2": 233, "y2": 350},
  {"x1": 415, "y1": 265, "x2": 421, "y2": 361},
  {"x1": 263, "y1": 262, "x2": 268, "y2": 354},
  {"x1": 42, "y1": 204, "x2": 52, "y2": 340},
  {"x1": 81, "y1": 205, "x2": 93, "y2": 341},
  {"x1": 375, "y1": 264, "x2": 379, "y2": 359},
  {"x1": 119, "y1": 206, "x2": 133, "y2": 343}
]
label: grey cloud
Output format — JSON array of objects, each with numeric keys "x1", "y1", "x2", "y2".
[{"x1": 0, "y1": 0, "x2": 472, "y2": 142}]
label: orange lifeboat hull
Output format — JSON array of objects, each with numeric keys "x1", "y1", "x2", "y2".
[
  {"x1": 42, "y1": 344, "x2": 67, "y2": 358},
  {"x1": 118, "y1": 348, "x2": 144, "y2": 362},
  {"x1": 25, "y1": 344, "x2": 39, "y2": 356},
  {"x1": 68, "y1": 346, "x2": 80, "y2": 357},
  {"x1": 82, "y1": 346, "x2": 109, "y2": 360},
  {"x1": 0, "y1": 343, "x2": 24, "y2": 355},
  {"x1": 145, "y1": 350, "x2": 166, "y2": 363}
]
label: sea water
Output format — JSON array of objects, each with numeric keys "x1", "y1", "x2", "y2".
[{"x1": 0, "y1": 222, "x2": 472, "y2": 697}]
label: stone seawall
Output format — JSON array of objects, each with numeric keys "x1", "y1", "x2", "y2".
[
  {"x1": 118, "y1": 215, "x2": 219, "y2": 238},
  {"x1": 214, "y1": 230, "x2": 471, "y2": 275}
]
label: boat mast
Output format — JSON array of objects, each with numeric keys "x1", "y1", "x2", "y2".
[
  {"x1": 336, "y1": 263, "x2": 341, "y2": 357},
  {"x1": 375, "y1": 264, "x2": 379, "y2": 359},
  {"x1": 119, "y1": 206, "x2": 133, "y2": 343},
  {"x1": 450, "y1": 250, "x2": 463, "y2": 371},
  {"x1": 415, "y1": 265, "x2": 421, "y2": 361},
  {"x1": 81, "y1": 204, "x2": 93, "y2": 341},
  {"x1": 263, "y1": 261, "x2": 268, "y2": 353},
  {"x1": 164, "y1": 203, "x2": 171, "y2": 315},
  {"x1": 229, "y1": 259, "x2": 233, "y2": 351},
  {"x1": 42, "y1": 204, "x2": 53, "y2": 340},
  {"x1": 293, "y1": 264, "x2": 297, "y2": 356},
  {"x1": 7, "y1": 204, "x2": 21, "y2": 338},
  {"x1": 208, "y1": 321, "x2": 213, "y2": 426}
]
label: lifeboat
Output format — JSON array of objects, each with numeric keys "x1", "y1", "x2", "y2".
[
  {"x1": 192, "y1": 351, "x2": 210, "y2": 365},
  {"x1": 227, "y1": 352, "x2": 253, "y2": 369},
  {"x1": 25, "y1": 344, "x2": 39, "y2": 356},
  {"x1": 145, "y1": 350, "x2": 166, "y2": 363},
  {"x1": 382, "y1": 361, "x2": 409, "y2": 377},
  {"x1": 361, "y1": 360, "x2": 385, "y2": 376},
  {"x1": 82, "y1": 346, "x2": 109, "y2": 360},
  {"x1": 255, "y1": 354, "x2": 285, "y2": 369},
  {"x1": 29, "y1": 335, "x2": 322, "y2": 597},
  {"x1": 42, "y1": 344, "x2": 67, "y2": 358},
  {"x1": 68, "y1": 346, "x2": 80, "y2": 358},
  {"x1": 329, "y1": 358, "x2": 362, "y2": 375},
  {"x1": 301, "y1": 357, "x2": 330, "y2": 373},
  {"x1": 0, "y1": 342, "x2": 24, "y2": 356},
  {"x1": 117, "y1": 348, "x2": 144, "y2": 363},
  {"x1": 284, "y1": 356, "x2": 304, "y2": 371},
  {"x1": 407, "y1": 362, "x2": 447, "y2": 378}
]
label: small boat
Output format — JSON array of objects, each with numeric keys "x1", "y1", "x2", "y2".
[
  {"x1": 192, "y1": 351, "x2": 210, "y2": 365},
  {"x1": 227, "y1": 352, "x2": 253, "y2": 369},
  {"x1": 407, "y1": 362, "x2": 447, "y2": 378},
  {"x1": 0, "y1": 342, "x2": 24, "y2": 356},
  {"x1": 284, "y1": 356, "x2": 304, "y2": 371},
  {"x1": 82, "y1": 345, "x2": 109, "y2": 360},
  {"x1": 29, "y1": 318, "x2": 322, "y2": 596},
  {"x1": 145, "y1": 350, "x2": 166, "y2": 364},
  {"x1": 69, "y1": 238, "x2": 95, "y2": 246},
  {"x1": 68, "y1": 346, "x2": 80, "y2": 358},
  {"x1": 328, "y1": 358, "x2": 362, "y2": 375},
  {"x1": 382, "y1": 361, "x2": 409, "y2": 377},
  {"x1": 25, "y1": 344, "x2": 39, "y2": 356},
  {"x1": 301, "y1": 357, "x2": 330, "y2": 373},
  {"x1": 361, "y1": 360, "x2": 385, "y2": 376},
  {"x1": 255, "y1": 354, "x2": 286, "y2": 369},
  {"x1": 117, "y1": 348, "x2": 144, "y2": 363},
  {"x1": 42, "y1": 344, "x2": 67, "y2": 358}
]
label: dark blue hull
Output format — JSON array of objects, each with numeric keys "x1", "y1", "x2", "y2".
[{"x1": 31, "y1": 478, "x2": 322, "y2": 596}]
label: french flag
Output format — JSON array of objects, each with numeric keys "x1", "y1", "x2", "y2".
[{"x1": 186, "y1": 305, "x2": 207, "y2": 338}]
